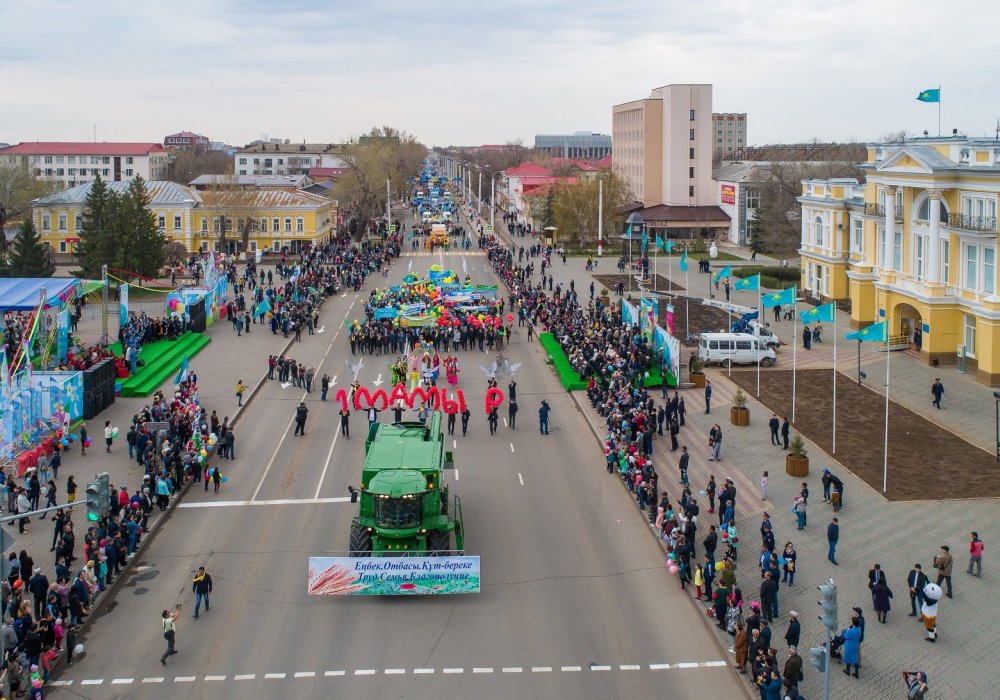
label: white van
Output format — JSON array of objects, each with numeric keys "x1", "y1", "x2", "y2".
[
  {"x1": 699, "y1": 333, "x2": 777, "y2": 367},
  {"x1": 746, "y1": 321, "x2": 781, "y2": 349}
]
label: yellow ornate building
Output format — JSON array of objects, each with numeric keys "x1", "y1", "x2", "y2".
[
  {"x1": 32, "y1": 180, "x2": 336, "y2": 258},
  {"x1": 799, "y1": 135, "x2": 1000, "y2": 384}
]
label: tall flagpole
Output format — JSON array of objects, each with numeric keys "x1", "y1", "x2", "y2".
[
  {"x1": 938, "y1": 85, "x2": 942, "y2": 137},
  {"x1": 883, "y1": 316, "x2": 890, "y2": 493},
  {"x1": 757, "y1": 286, "x2": 761, "y2": 397},
  {"x1": 684, "y1": 247, "x2": 690, "y2": 341},
  {"x1": 792, "y1": 290, "x2": 797, "y2": 423},
  {"x1": 654, "y1": 245, "x2": 658, "y2": 294},
  {"x1": 832, "y1": 306, "x2": 838, "y2": 453}
]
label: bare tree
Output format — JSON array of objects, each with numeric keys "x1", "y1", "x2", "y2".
[
  {"x1": 200, "y1": 174, "x2": 261, "y2": 256},
  {"x1": 0, "y1": 161, "x2": 58, "y2": 251},
  {"x1": 167, "y1": 148, "x2": 233, "y2": 184}
]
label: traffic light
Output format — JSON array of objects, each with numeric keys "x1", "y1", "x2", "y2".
[
  {"x1": 818, "y1": 577, "x2": 838, "y2": 632},
  {"x1": 97, "y1": 472, "x2": 111, "y2": 513},
  {"x1": 809, "y1": 646, "x2": 826, "y2": 672},
  {"x1": 85, "y1": 481, "x2": 101, "y2": 522}
]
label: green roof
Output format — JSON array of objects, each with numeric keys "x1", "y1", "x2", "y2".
[
  {"x1": 368, "y1": 470, "x2": 427, "y2": 497},
  {"x1": 363, "y1": 414, "x2": 443, "y2": 475}
]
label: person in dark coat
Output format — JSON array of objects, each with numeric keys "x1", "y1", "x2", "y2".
[
  {"x1": 872, "y1": 580, "x2": 893, "y2": 623},
  {"x1": 784, "y1": 611, "x2": 800, "y2": 648}
]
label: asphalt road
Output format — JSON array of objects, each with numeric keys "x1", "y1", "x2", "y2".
[{"x1": 48, "y1": 216, "x2": 745, "y2": 699}]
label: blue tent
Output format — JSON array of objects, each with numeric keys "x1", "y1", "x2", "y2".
[{"x1": 0, "y1": 278, "x2": 80, "y2": 311}]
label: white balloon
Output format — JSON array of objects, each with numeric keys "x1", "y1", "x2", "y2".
[{"x1": 74, "y1": 643, "x2": 84, "y2": 654}]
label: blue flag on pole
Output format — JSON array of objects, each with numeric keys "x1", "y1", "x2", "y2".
[
  {"x1": 253, "y1": 299, "x2": 271, "y2": 318},
  {"x1": 679, "y1": 249, "x2": 689, "y2": 272},
  {"x1": 801, "y1": 302, "x2": 836, "y2": 324},
  {"x1": 174, "y1": 356, "x2": 189, "y2": 385},
  {"x1": 735, "y1": 273, "x2": 760, "y2": 291},
  {"x1": 916, "y1": 88, "x2": 940, "y2": 103},
  {"x1": 846, "y1": 320, "x2": 888, "y2": 342},
  {"x1": 712, "y1": 265, "x2": 732, "y2": 283},
  {"x1": 762, "y1": 286, "x2": 796, "y2": 308},
  {"x1": 641, "y1": 229, "x2": 648, "y2": 254}
]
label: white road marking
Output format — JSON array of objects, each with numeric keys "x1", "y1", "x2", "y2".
[
  {"x1": 509, "y1": 442, "x2": 515, "y2": 453},
  {"x1": 49, "y1": 680, "x2": 72, "y2": 686},
  {"x1": 175, "y1": 676, "x2": 196, "y2": 682},
  {"x1": 142, "y1": 677, "x2": 164, "y2": 683},
  {"x1": 317, "y1": 325, "x2": 326, "y2": 333},
  {"x1": 111, "y1": 678, "x2": 133, "y2": 684},
  {"x1": 81, "y1": 679, "x2": 104, "y2": 685},
  {"x1": 620, "y1": 665, "x2": 641, "y2": 671},
  {"x1": 180, "y1": 497, "x2": 352, "y2": 508},
  {"x1": 355, "y1": 670, "x2": 376, "y2": 676},
  {"x1": 452, "y1": 439, "x2": 456, "y2": 449},
  {"x1": 205, "y1": 675, "x2": 226, "y2": 681},
  {"x1": 250, "y1": 412, "x2": 297, "y2": 501},
  {"x1": 675, "y1": 662, "x2": 699, "y2": 669},
  {"x1": 314, "y1": 422, "x2": 342, "y2": 499},
  {"x1": 531, "y1": 666, "x2": 552, "y2": 673},
  {"x1": 331, "y1": 374, "x2": 339, "y2": 386},
  {"x1": 294, "y1": 671, "x2": 316, "y2": 678},
  {"x1": 385, "y1": 669, "x2": 405, "y2": 675},
  {"x1": 454, "y1": 469, "x2": 459, "y2": 481},
  {"x1": 414, "y1": 668, "x2": 435, "y2": 674},
  {"x1": 590, "y1": 665, "x2": 612, "y2": 671},
  {"x1": 264, "y1": 672, "x2": 286, "y2": 679},
  {"x1": 373, "y1": 373, "x2": 383, "y2": 386},
  {"x1": 518, "y1": 473, "x2": 524, "y2": 486},
  {"x1": 324, "y1": 671, "x2": 345, "y2": 677},
  {"x1": 649, "y1": 664, "x2": 672, "y2": 670},
  {"x1": 443, "y1": 668, "x2": 463, "y2": 674},
  {"x1": 234, "y1": 674, "x2": 256, "y2": 680},
  {"x1": 472, "y1": 667, "x2": 493, "y2": 674},
  {"x1": 702, "y1": 661, "x2": 727, "y2": 667},
  {"x1": 502, "y1": 667, "x2": 523, "y2": 673},
  {"x1": 503, "y1": 418, "x2": 508, "y2": 427},
  {"x1": 280, "y1": 382, "x2": 291, "y2": 389},
  {"x1": 561, "y1": 666, "x2": 582, "y2": 672}
]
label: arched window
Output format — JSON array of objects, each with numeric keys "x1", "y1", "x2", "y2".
[
  {"x1": 814, "y1": 216, "x2": 824, "y2": 247},
  {"x1": 916, "y1": 197, "x2": 949, "y2": 223}
]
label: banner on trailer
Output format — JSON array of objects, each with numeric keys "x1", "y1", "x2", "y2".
[
  {"x1": 621, "y1": 299, "x2": 637, "y2": 326},
  {"x1": 307, "y1": 556, "x2": 481, "y2": 595},
  {"x1": 654, "y1": 326, "x2": 681, "y2": 387},
  {"x1": 119, "y1": 283, "x2": 128, "y2": 328},
  {"x1": 56, "y1": 310, "x2": 70, "y2": 363}
]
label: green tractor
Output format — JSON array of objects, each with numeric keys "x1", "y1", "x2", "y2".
[{"x1": 349, "y1": 411, "x2": 464, "y2": 556}]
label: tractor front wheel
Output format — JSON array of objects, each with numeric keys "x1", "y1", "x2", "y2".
[{"x1": 349, "y1": 520, "x2": 372, "y2": 557}]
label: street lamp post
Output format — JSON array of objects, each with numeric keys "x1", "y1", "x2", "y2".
[
  {"x1": 597, "y1": 177, "x2": 604, "y2": 257},
  {"x1": 490, "y1": 174, "x2": 496, "y2": 233},
  {"x1": 708, "y1": 241, "x2": 718, "y2": 299},
  {"x1": 626, "y1": 212, "x2": 645, "y2": 296},
  {"x1": 477, "y1": 168, "x2": 482, "y2": 217}
]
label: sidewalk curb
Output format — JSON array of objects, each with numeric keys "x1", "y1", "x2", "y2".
[{"x1": 568, "y1": 389, "x2": 754, "y2": 699}]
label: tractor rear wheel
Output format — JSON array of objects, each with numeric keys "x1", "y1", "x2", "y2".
[
  {"x1": 349, "y1": 520, "x2": 371, "y2": 557},
  {"x1": 426, "y1": 530, "x2": 450, "y2": 556}
]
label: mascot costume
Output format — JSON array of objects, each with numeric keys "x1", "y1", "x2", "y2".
[{"x1": 920, "y1": 582, "x2": 942, "y2": 642}]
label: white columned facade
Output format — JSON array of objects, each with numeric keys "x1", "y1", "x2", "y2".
[
  {"x1": 883, "y1": 185, "x2": 896, "y2": 271},
  {"x1": 927, "y1": 189, "x2": 942, "y2": 283}
]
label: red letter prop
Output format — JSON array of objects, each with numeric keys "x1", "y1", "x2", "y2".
[
  {"x1": 441, "y1": 393, "x2": 460, "y2": 415},
  {"x1": 484, "y1": 387, "x2": 505, "y2": 414},
  {"x1": 369, "y1": 389, "x2": 389, "y2": 411},
  {"x1": 353, "y1": 386, "x2": 373, "y2": 410},
  {"x1": 334, "y1": 388, "x2": 348, "y2": 412},
  {"x1": 388, "y1": 383, "x2": 409, "y2": 406}
]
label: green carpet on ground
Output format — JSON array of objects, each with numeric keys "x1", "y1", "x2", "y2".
[
  {"x1": 114, "y1": 332, "x2": 211, "y2": 397},
  {"x1": 538, "y1": 332, "x2": 588, "y2": 391}
]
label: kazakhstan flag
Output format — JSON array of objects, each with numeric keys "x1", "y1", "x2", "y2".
[
  {"x1": 712, "y1": 265, "x2": 732, "y2": 283},
  {"x1": 679, "y1": 249, "x2": 689, "y2": 272},
  {"x1": 762, "y1": 286, "x2": 796, "y2": 308},
  {"x1": 735, "y1": 273, "x2": 760, "y2": 291},
  {"x1": 846, "y1": 320, "x2": 888, "y2": 342},
  {"x1": 916, "y1": 88, "x2": 940, "y2": 103},
  {"x1": 801, "y1": 302, "x2": 835, "y2": 324}
]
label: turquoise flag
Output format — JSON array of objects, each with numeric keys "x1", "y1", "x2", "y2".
[
  {"x1": 679, "y1": 249, "x2": 688, "y2": 272},
  {"x1": 655, "y1": 235, "x2": 664, "y2": 250},
  {"x1": 253, "y1": 299, "x2": 271, "y2": 318},
  {"x1": 663, "y1": 239, "x2": 675, "y2": 253},
  {"x1": 801, "y1": 302, "x2": 835, "y2": 324},
  {"x1": 174, "y1": 356, "x2": 189, "y2": 385},
  {"x1": 735, "y1": 273, "x2": 759, "y2": 291},
  {"x1": 762, "y1": 286, "x2": 796, "y2": 308},
  {"x1": 846, "y1": 320, "x2": 888, "y2": 342},
  {"x1": 712, "y1": 265, "x2": 732, "y2": 283},
  {"x1": 916, "y1": 88, "x2": 940, "y2": 103}
]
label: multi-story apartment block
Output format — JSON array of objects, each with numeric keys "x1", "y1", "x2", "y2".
[
  {"x1": 798, "y1": 134, "x2": 1000, "y2": 384},
  {"x1": 0, "y1": 142, "x2": 168, "y2": 188},
  {"x1": 234, "y1": 142, "x2": 347, "y2": 177},
  {"x1": 712, "y1": 113, "x2": 747, "y2": 158},
  {"x1": 164, "y1": 131, "x2": 210, "y2": 149}
]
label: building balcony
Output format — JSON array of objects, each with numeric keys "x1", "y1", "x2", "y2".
[
  {"x1": 863, "y1": 203, "x2": 903, "y2": 221},
  {"x1": 948, "y1": 213, "x2": 998, "y2": 233}
]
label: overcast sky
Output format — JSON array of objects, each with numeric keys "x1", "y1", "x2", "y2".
[{"x1": 3, "y1": 0, "x2": 999, "y2": 149}]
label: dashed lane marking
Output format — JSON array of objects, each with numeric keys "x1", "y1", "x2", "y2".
[
  {"x1": 60, "y1": 662, "x2": 730, "y2": 686},
  {"x1": 518, "y1": 473, "x2": 524, "y2": 486},
  {"x1": 509, "y1": 442, "x2": 515, "y2": 453}
]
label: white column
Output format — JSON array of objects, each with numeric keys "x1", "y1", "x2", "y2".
[
  {"x1": 883, "y1": 186, "x2": 896, "y2": 271},
  {"x1": 927, "y1": 189, "x2": 942, "y2": 283}
]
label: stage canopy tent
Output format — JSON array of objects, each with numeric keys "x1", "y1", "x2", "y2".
[{"x1": 0, "y1": 278, "x2": 82, "y2": 311}]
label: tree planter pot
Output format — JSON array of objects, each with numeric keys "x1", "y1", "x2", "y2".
[
  {"x1": 785, "y1": 454, "x2": 809, "y2": 477},
  {"x1": 690, "y1": 372, "x2": 706, "y2": 388},
  {"x1": 730, "y1": 406, "x2": 750, "y2": 427},
  {"x1": 600, "y1": 295, "x2": 610, "y2": 307}
]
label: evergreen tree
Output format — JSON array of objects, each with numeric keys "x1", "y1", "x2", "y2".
[
  {"x1": 9, "y1": 219, "x2": 55, "y2": 277},
  {"x1": 119, "y1": 177, "x2": 165, "y2": 279},
  {"x1": 748, "y1": 211, "x2": 768, "y2": 255},
  {"x1": 75, "y1": 175, "x2": 115, "y2": 278}
]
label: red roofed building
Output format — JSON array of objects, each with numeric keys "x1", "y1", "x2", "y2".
[
  {"x1": 0, "y1": 141, "x2": 168, "y2": 188},
  {"x1": 308, "y1": 166, "x2": 350, "y2": 181},
  {"x1": 163, "y1": 131, "x2": 210, "y2": 149}
]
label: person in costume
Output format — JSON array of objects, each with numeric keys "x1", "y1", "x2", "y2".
[{"x1": 920, "y1": 582, "x2": 942, "y2": 642}]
